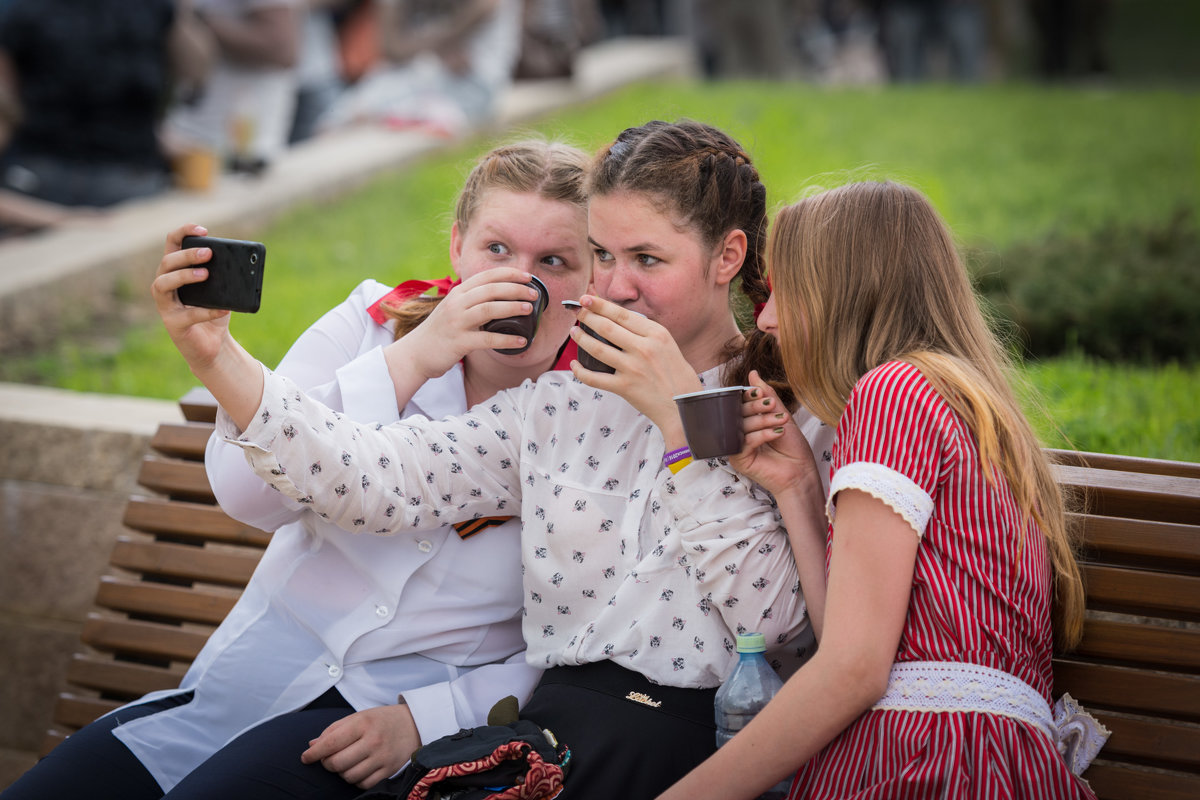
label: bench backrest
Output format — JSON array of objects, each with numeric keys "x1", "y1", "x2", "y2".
[
  {"x1": 39, "y1": 392, "x2": 271, "y2": 757},
  {"x1": 41, "y1": 405, "x2": 1200, "y2": 798},
  {"x1": 1049, "y1": 453, "x2": 1200, "y2": 800}
]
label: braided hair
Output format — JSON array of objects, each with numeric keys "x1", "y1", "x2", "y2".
[{"x1": 587, "y1": 120, "x2": 792, "y2": 405}]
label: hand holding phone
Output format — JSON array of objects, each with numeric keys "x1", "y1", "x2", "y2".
[{"x1": 179, "y1": 235, "x2": 266, "y2": 313}]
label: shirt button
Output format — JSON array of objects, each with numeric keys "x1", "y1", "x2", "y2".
[
  {"x1": 375, "y1": 604, "x2": 389, "y2": 618},
  {"x1": 417, "y1": 539, "x2": 433, "y2": 553},
  {"x1": 327, "y1": 664, "x2": 341, "y2": 678}
]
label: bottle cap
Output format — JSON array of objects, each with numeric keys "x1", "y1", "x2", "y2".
[{"x1": 735, "y1": 632, "x2": 767, "y2": 653}]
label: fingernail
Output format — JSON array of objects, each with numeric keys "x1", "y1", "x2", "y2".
[
  {"x1": 773, "y1": 427, "x2": 784, "y2": 434},
  {"x1": 762, "y1": 399, "x2": 771, "y2": 407},
  {"x1": 774, "y1": 412, "x2": 785, "y2": 419},
  {"x1": 750, "y1": 388, "x2": 759, "y2": 398}
]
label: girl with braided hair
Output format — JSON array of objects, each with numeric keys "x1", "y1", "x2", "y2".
[{"x1": 150, "y1": 119, "x2": 833, "y2": 798}]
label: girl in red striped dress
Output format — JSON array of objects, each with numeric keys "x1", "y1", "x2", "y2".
[{"x1": 660, "y1": 181, "x2": 1105, "y2": 800}]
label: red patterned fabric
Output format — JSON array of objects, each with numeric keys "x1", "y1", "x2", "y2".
[{"x1": 408, "y1": 741, "x2": 563, "y2": 800}]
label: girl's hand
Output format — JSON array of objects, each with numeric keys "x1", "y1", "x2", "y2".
[
  {"x1": 384, "y1": 267, "x2": 541, "y2": 381},
  {"x1": 152, "y1": 223, "x2": 266, "y2": 431},
  {"x1": 569, "y1": 295, "x2": 701, "y2": 444},
  {"x1": 730, "y1": 370, "x2": 820, "y2": 501},
  {"x1": 151, "y1": 223, "x2": 232, "y2": 372}
]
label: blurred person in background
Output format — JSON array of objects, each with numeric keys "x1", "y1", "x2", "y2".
[
  {"x1": 1027, "y1": 0, "x2": 1110, "y2": 79},
  {"x1": 289, "y1": 0, "x2": 357, "y2": 143},
  {"x1": 317, "y1": 0, "x2": 521, "y2": 138},
  {"x1": 0, "y1": 0, "x2": 211, "y2": 234},
  {"x1": 514, "y1": 0, "x2": 602, "y2": 80},
  {"x1": 693, "y1": 0, "x2": 797, "y2": 79},
  {"x1": 876, "y1": 0, "x2": 987, "y2": 82},
  {"x1": 164, "y1": 0, "x2": 301, "y2": 174}
]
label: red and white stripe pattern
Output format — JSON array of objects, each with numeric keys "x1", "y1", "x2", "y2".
[{"x1": 789, "y1": 361, "x2": 1095, "y2": 799}]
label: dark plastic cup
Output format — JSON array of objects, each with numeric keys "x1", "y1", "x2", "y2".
[
  {"x1": 673, "y1": 386, "x2": 749, "y2": 458},
  {"x1": 483, "y1": 275, "x2": 549, "y2": 355},
  {"x1": 567, "y1": 304, "x2": 645, "y2": 374},
  {"x1": 576, "y1": 320, "x2": 617, "y2": 373}
]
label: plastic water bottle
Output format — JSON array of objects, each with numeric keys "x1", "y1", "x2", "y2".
[{"x1": 715, "y1": 632, "x2": 792, "y2": 800}]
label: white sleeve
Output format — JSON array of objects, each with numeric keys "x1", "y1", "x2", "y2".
[
  {"x1": 400, "y1": 655, "x2": 542, "y2": 744},
  {"x1": 660, "y1": 460, "x2": 810, "y2": 650},
  {"x1": 207, "y1": 280, "x2": 397, "y2": 530}
]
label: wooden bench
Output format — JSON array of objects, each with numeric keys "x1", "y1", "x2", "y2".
[
  {"x1": 39, "y1": 401, "x2": 1200, "y2": 798},
  {"x1": 39, "y1": 390, "x2": 271, "y2": 757},
  {"x1": 1047, "y1": 450, "x2": 1200, "y2": 799}
]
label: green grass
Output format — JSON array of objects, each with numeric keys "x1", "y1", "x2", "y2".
[
  {"x1": 3, "y1": 80, "x2": 1198, "y2": 459},
  {"x1": 1022, "y1": 355, "x2": 1200, "y2": 461}
]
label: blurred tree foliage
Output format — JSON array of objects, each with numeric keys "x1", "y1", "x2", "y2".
[{"x1": 971, "y1": 209, "x2": 1200, "y2": 363}]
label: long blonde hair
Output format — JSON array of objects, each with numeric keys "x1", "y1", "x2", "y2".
[
  {"x1": 383, "y1": 138, "x2": 590, "y2": 339},
  {"x1": 769, "y1": 181, "x2": 1085, "y2": 650}
]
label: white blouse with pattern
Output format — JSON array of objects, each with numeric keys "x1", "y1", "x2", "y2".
[{"x1": 221, "y1": 364, "x2": 833, "y2": 688}]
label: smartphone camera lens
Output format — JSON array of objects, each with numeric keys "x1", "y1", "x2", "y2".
[{"x1": 250, "y1": 252, "x2": 259, "y2": 265}]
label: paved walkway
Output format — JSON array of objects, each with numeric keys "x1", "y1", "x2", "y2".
[{"x1": 0, "y1": 36, "x2": 694, "y2": 425}]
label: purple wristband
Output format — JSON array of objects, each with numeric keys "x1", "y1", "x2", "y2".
[{"x1": 663, "y1": 446, "x2": 692, "y2": 467}]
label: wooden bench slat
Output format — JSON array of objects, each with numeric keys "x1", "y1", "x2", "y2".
[
  {"x1": 109, "y1": 537, "x2": 261, "y2": 587},
  {"x1": 1083, "y1": 759, "x2": 1200, "y2": 800},
  {"x1": 1089, "y1": 710, "x2": 1200, "y2": 772},
  {"x1": 1075, "y1": 514, "x2": 1200, "y2": 572},
  {"x1": 1080, "y1": 564, "x2": 1200, "y2": 620},
  {"x1": 137, "y1": 457, "x2": 215, "y2": 503},
  {"x1": 1072, "y1": 618, "x2": 1200, "y2": 672},
  {"x1": 179, "y1": 388, "x2": 217, "y2": 423},
  {"x1": 95, "y1": 576, "x2": 239, "y2": 625},
  {"x1": 1055, "y1": 465, "x2": 1200, "y2": 525},
  {"x1": 149, "y1": 422, "x2": 216, "y2": 460},
  {"x1": 80, "y1": 614, "x2": 213, "y2": 663},
  {"x1": 51, "y1": 693, "x2": 121, "y2": 729},
  {"x1": 1053, "y1": 660, "x2": 1200, "y2": 721},
  {"x1": 64, "y1": 653, "x2": 184, "y2": 698},
  {"x1": 122, "y1": 495, "x2": 272, "y2": 547},
  {"x1": 1049, "y1": 449, "x2": 1200, "y2": 481}
]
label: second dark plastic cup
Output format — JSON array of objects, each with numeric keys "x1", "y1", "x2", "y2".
[
  {"x1": 673, "y1": 386, "x2": 748, "y2": 458},
  {"x1": 483, "y1": 275, "x2": 549, "y2": 355},
  {"x1": 577, "y1": 321, "x2": 617, "y2": 373}
]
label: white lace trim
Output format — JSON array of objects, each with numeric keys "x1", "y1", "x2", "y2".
[
  {"x1": 828, "y1": 461, "x2": 933, "y2": 537},
  {"x1": 871, "y1": 661, "x2": 1110, "y2": 776},
  {"x1": 1053, "y1": 691, "x2": 1113, "y2": 777}
]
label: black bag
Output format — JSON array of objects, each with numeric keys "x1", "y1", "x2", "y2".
[{"x1": 354, "y1": 700, "x2": 570, "y2": 800}]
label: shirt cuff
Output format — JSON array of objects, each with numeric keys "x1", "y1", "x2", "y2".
[
  {"x1": 658, "y1": 456, "x2": 736, "y2": 530},
  {"x1": 828, "y1": 461, "x2": 934, "y2": 537},
  {"x1": 399, "y1": 681, "x2": 460, "y2": 746},
  {"x1": 216, "y1": 363, "x2": 284, "y2": 453}
]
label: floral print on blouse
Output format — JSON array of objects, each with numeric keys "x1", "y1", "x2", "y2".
[{"x1": 221, "y1": 364, "x2": 813, "y2": 688}]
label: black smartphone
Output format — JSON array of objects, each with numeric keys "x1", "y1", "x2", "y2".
[{"x1": 178, "y1": 235, "x2": 266, "y2": 313}]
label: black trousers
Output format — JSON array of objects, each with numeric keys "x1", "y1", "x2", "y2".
[
  {"x1": 2, "y1": 688, "x2": 359, "y2": 800},
  {"x1": 520, "y1": 661, "x2": 718, "y2": 800}
]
